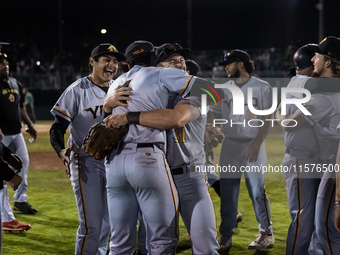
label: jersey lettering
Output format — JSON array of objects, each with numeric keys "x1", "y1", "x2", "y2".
[
  {"x1": 84, "y1": 105, "x2": 104, "y2": 119},
  {"x1": 173, "y1": 127, "x2": 186, "y2": 143}
]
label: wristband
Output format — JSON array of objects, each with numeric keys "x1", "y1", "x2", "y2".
[{"x1": 126, "y1": 112, "x2": 141, "y2": 125}]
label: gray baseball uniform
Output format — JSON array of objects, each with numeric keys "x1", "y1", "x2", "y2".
[
  {"x1": 295, "y1": 89, "x2": 340, "y2": 255},
  {"x1": 219, "y1": 76, "x2": 273, "y2": 237},
  {"x1": 51, "y1": 76, "x2": 110, "y2": 255},
  {"x1": 105, "y1": 65, "x2": 195, "y2": 254},
  {"x1": 166, "y1": 95, "x2": 219, "y2": 254},
  {"x1": 282, "y1": 75, "x2": 323, "y2": 255}
]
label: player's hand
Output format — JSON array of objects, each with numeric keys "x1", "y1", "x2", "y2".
[
  {"x1": 245, "y1": 141, "x2": 261, "y2": 163},
  {"x1": 103, "y1": 85, "x2": 132, "y2": 113},
  {"x1": 7, "y1": 173, "x2": 22, "y2": 191},
  {"x1": 27, "y1": 124, "x2": 37, "y2": 139},
  {"x1": 335, "y1": 203, "x2": 340, "y2": 235},
  {"x1": 104, "y1": 113, "x2": 128, "y2": 129},
  {"x1": 6, "y1": 154, "x2": 23, "y2": 172},
  {"x1": 58, "y1": 144, "x2": 75, "y2": 177}
]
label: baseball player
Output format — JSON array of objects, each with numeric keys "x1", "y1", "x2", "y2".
[
  {"x1": 277, "y1": 36, "x2": 340, "y2": 255},
  {"x1": 0, "y1": 47, "x2": 37, "y2": 232},
  {"x1": 216, "y1": 50, "x2": 274, "y2": 252},
  {"x1": 105, "y1": 42, "x2": 220, "y2": 254},
  {"x1": 49, "y1": 43, "x2": 125, "y2": 255},
  {"x1": 0, "y1": 127, "x2": 30, "y2": 240},
  {"x1": 275, "y1": 44, "x2": 324, "y2": 255},
  {"x1": 103, "y1": 41, "x2": 200, "y2": 254}
]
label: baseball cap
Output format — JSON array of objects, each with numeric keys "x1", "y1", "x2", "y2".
[
  {"x1": 124, "y1": 40, "x2": 154, "y2": 63},
  {"x1": 91, "y1": 43, "x2": 125, "y2": 62},
  {"x1": 151, "y1": 43, "x2": 191, "y2": 66},
  {"x1": 219, "y1": 49, "x2": 250, "y2": 65},
  {"x1": 293, "y1": 44, "x2": 316, "y2": 70},
  {"x1": 307, "y1": 36, "x2": 340, "y2": 61},
  {"x1": 0, "y1": 53, "x2": 9, "y2": 62},
  {"x1": 185, "y1": 59, "x2": 200, "y2": 75},
  {"x1": 0, "y1": 42, "x2": 10, "y2": 62}
]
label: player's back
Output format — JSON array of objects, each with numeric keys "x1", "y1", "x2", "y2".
[{"x1": 109, "y1": 65, "x2": 193, "y2": 144}]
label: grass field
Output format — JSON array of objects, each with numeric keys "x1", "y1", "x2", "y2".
[{"x1": 2, "y1": 122, "x2": 290, "y2": 255}]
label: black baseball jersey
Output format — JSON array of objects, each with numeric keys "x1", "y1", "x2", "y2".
[{"x1": 0, "y1": 77, "x2": 24, "y2": 135}]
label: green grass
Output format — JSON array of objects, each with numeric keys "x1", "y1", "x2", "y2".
[{"x1": 2, "y1": 122, "x2": 290, "y2": 254}]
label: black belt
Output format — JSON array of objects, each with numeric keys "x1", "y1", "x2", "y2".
[
  {"x1": 171, "y1": 165, "x2": 196, "y2": 175},
  {"x1": 137, "y1": 143, "x2": 154, "y2": 148},
  {"x1": 285, "y1": 148, "x2": 316, "y2": 159},
  {"x1": 228, "y1": 137, "x2": 252, "y2": 143}
]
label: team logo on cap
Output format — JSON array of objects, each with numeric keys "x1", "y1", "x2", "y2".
[{"x1": 108, "y1": 45, "x2": 117, "y2": 52}]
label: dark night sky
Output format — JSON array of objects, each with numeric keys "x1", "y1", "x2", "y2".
[{"x1": 1, "y1": 0, "x2": 340, "y2": 54}]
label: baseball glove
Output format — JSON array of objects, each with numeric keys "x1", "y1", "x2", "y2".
[
  {"x1": 204, "y1": 123, "x2": 225, "y2": 155},
  {"x1": 82, "y1": 122, "x2": 129, "y2": 160}
]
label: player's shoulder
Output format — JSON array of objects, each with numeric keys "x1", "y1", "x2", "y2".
[
  {"x1": 287, "y1": 75, "x2": 311, "y2": 88},
  {"x1": 248, "y1": 76, "x2": 271, "y2": 87}
]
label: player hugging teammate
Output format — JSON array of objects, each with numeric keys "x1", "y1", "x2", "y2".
[{"x1": 47, "y1": 35, "x2": 340, "y2": 255}]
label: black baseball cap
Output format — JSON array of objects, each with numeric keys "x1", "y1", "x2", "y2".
[
  {"x1": 307, "y1": 36, "x2": 340, "y2": 61},
  {"x1": 0, "y1": 53, "x2": 9, "y2": 62},
  {"x1": 219, "y1": 49, "x2": 250, "y2": 65},
  {"x1": 0, "y1": 42, "x2": 10, "y2": 62},
  {"x1": 125, "y1": 40, "x2": 154, "y2": 63},
  {"x1": 293, "y1": 44, "x2": 316, "y2": 70},
  {"x1": 185, "y1": 59, "x2": 200, "y2": 75},
  {"x1": 151, "y1": 43, "x2": 191, "y2": 66},
  {"x1": 91, "y1": 43, "x2": 125, "y2": 62}
]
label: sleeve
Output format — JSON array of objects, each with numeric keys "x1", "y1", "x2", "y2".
[
  {"x1": 261, "y1": 82, "x2": 273, "y2": 109},
  {"x1": 305, "y1": 78, "x2": 340, "y2": 94},
  {"x1": 51, "y1": 85, "x2": 79, "y2": 122},
  {"x1": 296, "y1": 94, "x2": 334, "y2": 126},
  {"x1": 159, "y1": 68, "x2": 195, "y2": 98},
  {"x1": 49, "y1": 116, "x2": 70, "y2": 154}
]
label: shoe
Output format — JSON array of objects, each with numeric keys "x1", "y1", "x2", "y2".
[
  {"x1": 2, "y1": 220, "x2": 31, "y2": 232},
  {"x1": 248, "y1": 233, "x2": 275, "y2": 249},
  {"x1": 13, "y1": 202, "x2": 38, "y2": 214},
  {"x1": 219, "y1": 235, "x2": 232, "y2": 252},
  {"x1": 235, "y1": 212, "x2": 243, "y2": 228}
]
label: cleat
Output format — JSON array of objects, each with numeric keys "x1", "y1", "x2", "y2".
[
  {"x1": 13, "y1": 202, "x2": 38, "y2": 214},
  {"x1": 3, "y1": 220, "x2": 31, "y2": 232},
  {"x1": 219, "y1": 235, "x2": 232, "y2": 253},
  {"x1": 248, "y1": 233, "x2": 275, "y2": 250},
  {"x1": 235, "y1": 212, "x2": 243, "y2": 228}
]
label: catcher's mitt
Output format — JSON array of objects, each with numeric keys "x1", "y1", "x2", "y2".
[
  {"x1": 204, "y1": 123, "x2": 225, "y2": 155},
  {"x1": 82, "y1": 122, "x2": 129, "y2": 160}
]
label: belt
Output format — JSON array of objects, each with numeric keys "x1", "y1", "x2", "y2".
[
  {"x1": 137, "y1": 143, "x2": 154, "y2": 148},
  {"x1": 285, "y1": 148, "x2": 317, "y2": 159},
  {"x1": 228, "y1": 137, "x2": 253, "y2": 143},
  {"x1": 171, "y1": 165, "x2": 196, "y2": 175}
]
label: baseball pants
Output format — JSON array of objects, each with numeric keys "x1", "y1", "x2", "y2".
[
  {"x1": 105, "y1": 144, "x2": 179, "y2": 255},
  {"x1": 315, "y1": 169, "x2": 340, "y2": 255},
  {"x1": 219, "y1": 139, "x2": 272, "y2": 237},
  {"x1": 173, "y1": 170, "x2": 219, "y2": 254},
  {"x1": 1, "y1": 133, "x2": 29, "y2": 222},
  {"x1": 283, "y1": 153, "x2": 322, "y2": 255},
  {"x1": 70, "y1": 151, "x2": 110, "y2": 255}
]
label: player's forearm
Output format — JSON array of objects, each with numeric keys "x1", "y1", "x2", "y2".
[
  {"x1": 20, "y1": 108, "x2": 34, "y2": 127},
  {"x1": 253, "y1": 114, "x2": 272, "y2": 145},
  {"x1": 139, "y1": 109, "x2": 189, "y2": 130}
]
